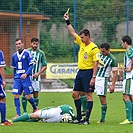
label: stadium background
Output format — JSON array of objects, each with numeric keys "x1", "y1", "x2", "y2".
[{"x1": 0, "y1": 0, "x2": 132, "y2": 87}]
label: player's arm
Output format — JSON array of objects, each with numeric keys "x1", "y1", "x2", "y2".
[
  {"x1": 125, "y1": 58, "x2": 133, "y2": 72},
  {"x1": 90, "y1": 50, "x2": 100, "y2": 86},
  {"x1": 90, "y1": 61, "x2": 99, "y2": 86},
  {"x1": 109, "y1": 68, "x2": 118, "y2": 93},
  {"x1": 64, "y1": 11, "x2": 76, "y2": 40},
  {"x1": 21, "y1": 64, "x2": 33, "y2": 79},
  {"x1": 0, "y1": 66, "x2": 6, "y2": 88},
  {"x1": 124, "y1": 57, "x2": 133, "y2": 72},
  {"x1": 33, "y1": 66, "x2": 47, "y2": 78}
]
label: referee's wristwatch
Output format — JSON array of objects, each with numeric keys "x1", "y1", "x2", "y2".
[{"x1": 92, "y1": 75, "x2": 96, "y2": 78}]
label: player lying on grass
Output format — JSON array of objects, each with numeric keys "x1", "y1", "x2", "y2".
[{"x1": 12, "y1": 104, "x2": 75, "y2": 123}]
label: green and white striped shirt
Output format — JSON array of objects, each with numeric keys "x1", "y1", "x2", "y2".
[
  {"x1": 123, "y1": 46, "x2": 133, "y2": 79},
  {"x1": 28, "y1": 48, "x2": 47, "y2": 81},
  {"x1": 96, "y1": 53, "x2": 118, "y2": 77}
]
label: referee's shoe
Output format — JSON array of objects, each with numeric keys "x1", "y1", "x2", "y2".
[
  {"x1": 69, "y1": 119, "x2": 81, "y2": 124},
  {"x1": 79, "y1": 118, "x2": 90, "y2": 125}
]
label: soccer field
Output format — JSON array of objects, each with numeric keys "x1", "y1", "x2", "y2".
[{"x1": 1, "y1": 92, "x2": 133, "y2": 133}]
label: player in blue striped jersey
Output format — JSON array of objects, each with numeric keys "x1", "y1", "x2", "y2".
[
  {"x1": 119, "y1": 35, "x2": 133, "y2": 124},
  {"x1": 11, "y1": 38, "x2": 38, "y2": 119},
  {"x1": 95, "y1": 42, "x2": 118, "y2": 123}
]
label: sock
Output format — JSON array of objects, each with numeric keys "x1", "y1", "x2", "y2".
[
  {"x1": 34, "y1": 97, "x2": 39, "y2": 106},
  {"x1": 14, "y1": 98, "x2": 21, "y2": 116},
  {"x1": 80, "y1": 96, "x2": 87, "y2": 112},
  {"x1": 13, "y1": 113, "x2": 30, "y2": 122},
  {"x1": 25, "y1": 118, "x2": 39, "y2": 122},
  {"x1": 85, "y1": 101, "x2": 93, "y2": 122},
  {"x1": 101, "y1": 104, "x2": 107, "y2": 121},
  {"x1": 125, "y1": 100, "x2": 132, "y2": 121},
  {"x1": 74, "y1": 99, "x2": 82, "y2": 120},
  {"x1": 22, "y1": 95, "x2": 27, "y2": 113},
  {"x1": 28, "y1": 97, "x2": 37, "y2": 110},
  {"x1": 132, "y1": 102, "x2": 133, "y2": 121},
  {"x1": 0, "y1": 102, "x2": 6, "y2": 123}
]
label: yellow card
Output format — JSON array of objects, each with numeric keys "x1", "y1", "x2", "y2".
[{"x1": 66, "y1": 8, "x2": 70, "y2": 14}]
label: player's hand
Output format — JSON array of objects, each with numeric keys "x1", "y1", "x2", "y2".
[
  {"x1": 21, "y1": 73, "x2": 27, "y2": 79},
  {"x1": 90, "y1": 77, "x2": 95, "y2": 86},
  {"x1": 125, "y1": 67, "x2": 132, "y2": 72},
  {"x1": 2, "y1": 81, "x2": 6, "y2": 88},
  {"x1": 108, "y1": 85, "x2": 114, "y2": 93},
  {"x1": 64, "y1": 8, "x2": 70, "y2": 20},
  {"x1": 64, "y1": 13, "x2": 69, "y2": 20},
  {"x1": 33, "y1": 73, "x2": 39, "y2": 78}
]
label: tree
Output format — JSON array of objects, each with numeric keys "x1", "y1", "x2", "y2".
[{"x1": 76, "y1": 0, "x2": 126, "y2": 43}]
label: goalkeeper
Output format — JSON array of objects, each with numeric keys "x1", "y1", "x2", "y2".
[{"x1": 12, "y1": 104, "x2": 75, "y2": 123}]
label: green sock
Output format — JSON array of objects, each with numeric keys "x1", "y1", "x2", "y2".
[
  {"x1": 25, "y1": 119, "x2": 39, "y2": 122},
  {"x1": 80, "y1": 96, "x2": 87, "y2": 112},
  {"x1": 34, "y1": 98, "x2": 39, "y2": 106},
  {"x1": 101, "y1": 104, "x2": 107, "y2": 121},
  {"x1": 132, "y1": 103, "x2": 133, "y2": 121},
  {"x1": 125, "y1": 100, "x2": 132, "y2": 121},
  {"x1": 13, "y1": 113, "x2": 30, "y2": 122},
  {"x1": 22, "y1": 95, "x2": 27, "y2": 113}
]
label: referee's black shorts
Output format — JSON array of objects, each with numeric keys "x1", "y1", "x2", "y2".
[{"x1": 73, "y1": 69, "x2": 95, "y2": 92}]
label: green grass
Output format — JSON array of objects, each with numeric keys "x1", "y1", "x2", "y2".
[
  {"x1": 1, "y1": 92, "x2": 133, "y2": 133},
  {"x1": 4, "y1": 67, "x2": 13, "y2": 74}
]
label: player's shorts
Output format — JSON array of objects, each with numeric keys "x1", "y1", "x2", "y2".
[
  {"x1": 38, "y1": 107, "x2": 62, "y2": 122},
  {"x1": 0, "y1": 84, "x2": 6, "y2": 98},
  {"x1": 95, "y1": 77, "x2": 108, "y2": 96},
  {"x1": 32, "y1": 80, "x2": 41, "y2": 92},
  {"x1": 73, "y1": 69, "x2": 95, "y2": 92},
  {"x1": 12, "y1": 77, "x2": 34, "y2": 95},
  {"x1": 123, "y1": 78, "x2": 133, "y2": 95}
]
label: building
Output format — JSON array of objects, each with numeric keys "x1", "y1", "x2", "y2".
[{"x1": 0, "y1": 11, "x2": 50, "y2": 67}]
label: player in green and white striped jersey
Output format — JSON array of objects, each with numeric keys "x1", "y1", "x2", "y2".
[
  {"x1": 119, "y1": 35, "x2": 133, "y2": 124},
  {"x1": 95, "y1": 42, "x2": 118, "y2": 123},
  {"x1": 22, "y1": 38, "x2": 47, "y2": 113},
  {"x1": 12, "y1": 104, "x2": 75, "y2": 123}
]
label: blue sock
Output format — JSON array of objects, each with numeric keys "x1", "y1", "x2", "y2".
[
  {"x1": 14, "y1": 98, "x2": 21, "y2": 115},
  {"x1": 28, "y1": 97, "x2": 36, "y2": 110},
  {"x1": 74, "y1": 99, "x2": 82, "y2": 120},
  {"x1": 85, "y1": 101, "x2": 93, "y2": 122},
  {"x1": 0, "y1": 102, "x2": 6, "y2": 123}
]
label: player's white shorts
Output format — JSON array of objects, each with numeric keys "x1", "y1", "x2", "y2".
[
  {"x1": 95, "y1": 77, "x2": 108, "y2": 96},
  {"x1": 32, "y1": 81, "x2": 41, "y2": 92},
  {"x1": 123, "y1": 78, "x2": 133, "y2": 95},
  {"x1": 38, "y1": 107, "x2": 62, "y2": 122}
]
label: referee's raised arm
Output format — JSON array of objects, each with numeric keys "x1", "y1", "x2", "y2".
[{"x1": 64, "y1": 12, "x2": 76, "y2": 40}]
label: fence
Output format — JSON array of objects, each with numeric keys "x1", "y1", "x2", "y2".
[
  {"x1": 0, "y1": 1, "x2": 132, "y2": 90},
  {"x1": 0, "y1": 0, "x2": 133, "y2": 64}
]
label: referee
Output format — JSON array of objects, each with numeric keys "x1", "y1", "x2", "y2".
[{"x1": 64, "y1": 12, "x2": 100, "y2": 124}]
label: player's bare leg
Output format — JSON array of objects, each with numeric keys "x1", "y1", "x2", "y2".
[{"x1": 30, "y1": 111, "x2": 39, "y2": 119}]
